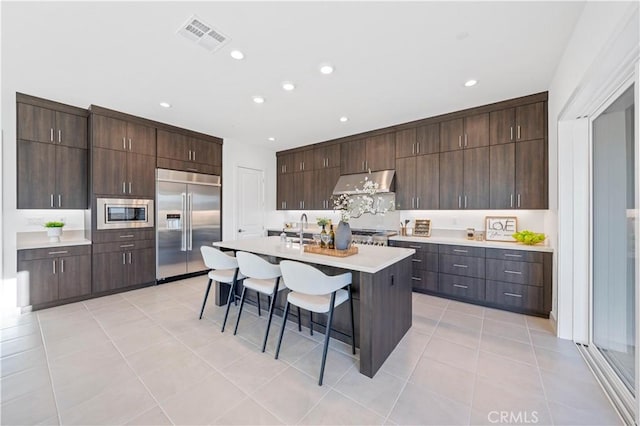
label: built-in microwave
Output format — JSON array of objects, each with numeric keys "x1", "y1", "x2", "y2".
[{"x1": 96, "y1": 198, "x2": 154, "y2": 230}]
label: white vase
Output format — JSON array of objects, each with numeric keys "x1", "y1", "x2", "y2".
[
  {"x1": 47, "y1": 227, "x2": 62, "y2": 243},
  {"x1": 334, "y1": 221, "x2": 352, "y2": 250}
]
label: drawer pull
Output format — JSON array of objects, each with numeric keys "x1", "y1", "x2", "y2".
[
  {"x1": 453, "y1": 249, "x2": 468, "y2": 253},
  {"x1": 453, "y1": 264, "x2": 468, "y2": 268},
  {"x1": 504, "y1": 270, "x2": 522, "y2": 275},
  {"x1": 411, "y1": 277, "x2": 422, "y2": 281},
  {"x1": 504, "y1": 254, "x2": 523, "y2": 258},
  {"x1": 409, "y1": 245, "x2": 422, "y2": 249},
  {"x1": 119, "y1": 235, "x2": 135, "y2": 238},
  {"x1": 120, "y1": 244, "x2": 135, "y2": 248},
  {"x1": 453, "y1": 284, "x2": 468, "y2": 289},
  {"x1": 504, "y1": 292, "x2": 523, "y2": 298},
  {"x1": 412, "y1": 259, "x2": 422, "y2": 263},
  {"x1": 48, "y1": 250, "x2": 68, "y2": 255}
]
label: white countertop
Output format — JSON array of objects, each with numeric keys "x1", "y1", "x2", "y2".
[
  {"x1": 17, "y1": 230, "x2": 91, "y2": 250},
  {"x1": 390, "y1": 235, "x2": 554, "y2": 252},
  {"x1": 214, "y1": 236, "x2": 415, "y2": 274}
]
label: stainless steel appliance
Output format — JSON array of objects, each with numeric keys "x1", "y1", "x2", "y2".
[
  {"x1": 350, "y1": 228, "x2": 397, "y2": 246},
  {"x1": 156, "y1": 169, "x2": 221, "y2": 280},
  {"x1": 96, "y1": 198, "x2": 154, "y2": 230}
]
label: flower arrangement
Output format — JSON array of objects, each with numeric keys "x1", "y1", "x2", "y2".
[
  {"x1": 316, "y1": 217, "x2": 330, "y2": 227},
  {"x1": 332, "y1": 176, "x2": 391, "y2": 222}
]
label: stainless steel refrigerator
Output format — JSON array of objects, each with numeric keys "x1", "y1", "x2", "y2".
[{"x1": 156, "y1": 168, "x2": 221, "y2": 280}]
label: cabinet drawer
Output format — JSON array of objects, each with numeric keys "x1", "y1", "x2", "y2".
[
  {"x1": 438, "y1": 273, "x2": 485, "y2": 301},
  {"x1": 438, "y1": 244, "x2": 485, "y2": 258},
  {"x1": 92, "y1": 229, "x2": 155, "y2": 243},
  {"x1": 485, "y1": 248, "x2": 543, "y2": 263},
  {"x1": 439, "y1": 254, "x2": 484, "y2": 278},
  {"x1": 485, "y1": 280, "x2": 542, "y2": 312},
  {"x1": 412, "y1": 251, "x2": 438, "y2": 272},
  {"x1": 157, "y1": 157, "x2": 221, "y2": 176},
  {"x1": 485, "y1": 259, "x2": 542, "y2": 287},
  {"x1": 93, "y1": 239, "x2": 154, "y2": 254},
  {"x1": 390, "y1": 240, "x2": 438, "y2": 253},
  {"x1": 18, "y1": 245, "x2": 91, "y2": 261},
  {"x1": 411, "y1": 270, "x2": 438, "y2": 292}
]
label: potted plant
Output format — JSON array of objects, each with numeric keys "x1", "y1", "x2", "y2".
[{"x1": 44, "y1": 221, "x2": 65, "y2": 242}]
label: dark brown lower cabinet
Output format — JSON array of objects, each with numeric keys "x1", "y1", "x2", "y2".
[
  {"x1": 17, "y1": 245, "x2": 91, "y2": 309},
  {"x1": 438, "y1": 273, "x2": 486, "y2": 301},
  {"x1": 92, "y1": 242, "x2": 155, "y2": 294},
  {"x1": 485, "y1": 280, "x2": 542, "y2": 312},
  {"x1": 389, "y1": 240, "x2": 439, "y2": 292}
]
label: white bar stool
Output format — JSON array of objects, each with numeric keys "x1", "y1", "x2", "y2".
[
  {"x1": 275, "y1": 260, "x2": 355, "y2": 386},
  {"x1": 235, "y1": 252, "x2": 288, "y2": 352},
  {"x1": 200, "y1": 246, "x2": 244, "y2": 332}
]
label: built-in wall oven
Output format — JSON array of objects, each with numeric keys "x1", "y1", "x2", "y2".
[{"x1": 96, "y1": 198, "x2": 154, "y2": 230}]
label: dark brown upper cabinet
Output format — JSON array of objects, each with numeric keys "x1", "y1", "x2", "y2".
[
  {"x1": 439, "y1": 147, "x2": 489, "y2": 209},
  {"x1": 157, "y1": 129, "x2": 222, "y2": 173},
  {"x1": 92, "y1": 115, "x2": 156, "y2": 156},
  {"x1": 314, "y1": 144, "x2": 340, "y2": 169},
  {"x1": 396, "y1": 154, "x2": 439, "y2": 210},
  {"x1": 18, "y1": 103, "x2": 87, "y2": 149},
  {"x1": 314, "y1": 167, "x2": 340, "y2": 210},
  {"x1": 293, "y1": 150, "x2": 315, "y2": 172},
  {"x1": 341, "y1": 133, "x2": 395, "y2": 174},
  {"x1": 396, "y1": 123, "x2": 441, "y2": 158},
  {"x1": 277, "y1": 152, "x2": 296, "y2": 175},
  {"x1": 490, "y1": 102, "x2": 546, "y2": 145},
  {"x1": 92, "y1": 148, "x2": 155, "y2": 198},
  {"x1": 440, "y1": 114, "x2": 489, "y2": 152}
]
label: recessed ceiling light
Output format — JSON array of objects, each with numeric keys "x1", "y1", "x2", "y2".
[
  {"x1": 319, "y1": 64, "x2": 334, "y2": 75},
  {"x1": 252, "y1": 96, "x2": 265, "y2": 104},
  {"x1": 282, "y1": 82, "x2": 295, "y2": 91},
  {"x1": 159, "y1": 102, "x2": 171, "y2": 108},
  {"x1": 339, "y1": 116, "x2": 348, "y2": 122},
  {"x1": 230, "y1": 50, "x2": 244, "y2": 60},
  {"x1": 268, "y1": 137, "x2": 276, "y2": 141},
  {"x1": 464, "y1": 79, "x2": 478, "y2": 87}
]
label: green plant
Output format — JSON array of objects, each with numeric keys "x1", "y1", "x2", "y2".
[
  {"x1": 44, "y1": 221, "x2": 65, "y2": 228},
  {"x1": 512, "y1": 230, "x2": 545, "y2": 245},
  {"x1": 316, "y1": 217, "x2": 330, "y2": 227}
]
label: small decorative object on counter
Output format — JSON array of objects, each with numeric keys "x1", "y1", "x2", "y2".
[
  {"x1": 414, "y1": 219, "x2": 431, "y2": 237},
  {"x1": 485, "y1": 216, "x2": 518, "y2": 242},
  {"x1": 328, "y1": 225, "x2": 335, "y2": 249},
  {"x1": 512, "y1": 230, "x2": 546, "y2": 245},
  {"x1": 317, "y1": 218, "x2": 329, "y2": 248},
  {"x1": 475, "y1": 231, "x2": 484, "y2": 241},
  {"x1": 400, "y1": 220, "x2": 410, "y2": 236},
  {"x1": 44, "y1": 221, "x2": 65, "y2": 243},
  {"x1": 466, "y1": 228, "x2": 475, "y2": 240},
  {"x1": 280, "y1": 229, "x2": 287, "y2": 246}
]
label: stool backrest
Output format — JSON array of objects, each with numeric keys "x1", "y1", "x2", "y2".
[
  {"x1": 236, "y1": 252, "x2": 281, "y2": 280},
  {"x1": 280, "y1": 260, "x2": 351, "y2": 296},
  {"x1": 200, "y1": 246, "x2": 238, "y2": 271}
]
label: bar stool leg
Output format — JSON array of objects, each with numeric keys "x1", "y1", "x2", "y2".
[
  {"x1": 347, "y1": 285, "x2": 356, "y2": 355},
  {"x1": 257, "y1": 294, "x2": 262, "y2": 317},
  {"x1": 199, "y1": 278, "x2": 213, "y2": 320},
  {"x1": 319, "y1": 292, "x2": 337, "y2": 386},
  {"x1": 275, "y1": 302, "x2": 290, "y2": 359},
  {"x1": 221, "y1": 272, "x2": 240, "y2": 332},
  {"x1": 309, "y1": 312, "x2": 313, "y2": 336},
  {"x1": 233, "y1": 286, "x2": 248, "y2": 335},
  {"x1": 262, "y1": 279, "x2": 280, "y2": 352},
  {"x1": 297, "y1": 306, "x2": 302, "y2": 331}
]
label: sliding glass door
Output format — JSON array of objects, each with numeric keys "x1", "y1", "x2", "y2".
[{"x1": 591, "y1": 83, "x2": 637, "y2": 401}]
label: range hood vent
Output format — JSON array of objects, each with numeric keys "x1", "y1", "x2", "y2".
[
  {"x1": 177, "y1": 15, "x2": 230, "y2": 53},
  {"x1": 332, "y1": 170, "x2": 395, "y2": 195}
]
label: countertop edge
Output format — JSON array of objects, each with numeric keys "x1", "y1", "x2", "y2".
[{"x1": 389, "y1": 235, "x2": 554, "y2": 252}]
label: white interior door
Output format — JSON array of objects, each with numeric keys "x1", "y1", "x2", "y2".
[{"x1": 236, "y1": 166, "x2": 265, "y2": 239}]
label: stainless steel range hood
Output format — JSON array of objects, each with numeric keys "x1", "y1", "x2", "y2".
[{"x1": 332, "y1": 170, "x2": 395, "y2": 195}]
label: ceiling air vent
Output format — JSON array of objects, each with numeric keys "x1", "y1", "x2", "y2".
[{"x1": 177, "y1": 15, "x2": 230, "y2": 53}]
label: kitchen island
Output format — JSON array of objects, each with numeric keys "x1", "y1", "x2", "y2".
[{"x1": 213, "y1": 236, "x2": 415, "y2": 378}]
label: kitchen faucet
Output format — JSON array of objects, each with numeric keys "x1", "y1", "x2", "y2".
[{"x1": 299, "y1": 213, "x2": 308, "y2": 245}]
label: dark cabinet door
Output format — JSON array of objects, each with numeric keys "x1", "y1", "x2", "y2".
[
  {"x1": 17, "y1": 140, "x2": 56, "y2": 209},
  {"x1": 341, "y1": 139, "x2": 367, "y2": 174},
  {"x1": 516, "y1": 102, "x2": 545, "y2": 142},
  {"x1": 439, "y1": 118, "x2": 464, "y2": 152},
  {"x1": 463, "y1": 147, "x2": 490, "y2": 209},
  {"x1": 18, "y1": 258, "x2": 58, "y2": 306},
  {"x1": 92, "y1": 115, "x2": 128, "y2": 151},
  {"x1": 515, "y1": 139, "x2": 547, "y2": 209},
  {"x1": 489, "y1": 143, "x2": 515, "y2": 209},
  {"x1": 295, "y1": 170, "x2": 315, "y2": 210},
  {"x1": 490, "y1": 108, "x2": 515, "y2": 145},
  {"x1": 416, "y1": 123, "x2": 440, "y2": 155},
  {"x1": 127, "y1": 153, "x2": 156, "y2": 198},
  {"x1": 157, "y1": 130, "x2": 189, "y2": 161},
  {"x1": 55, "y1": 111, "x2": 87, "y2": 149},
  {"x1": 93, "y1": 148, "x2": 127, "y2": 196},
  {"x1": 314, "y1": 144, "x2": 340, "y2": 169},
  {"x1": 365, "y1": 133, "x2": 395, "y2": 171},
  {"x1": 314, "y1": 167, "x2": 340, "y2": 210},
  {"x1": 395, "y1": 157, "x2": 416, "y2": 210},
  {"x1": 56, "y1": 146, "x2": 87, "y2": 209},
  {"x1": 277, "y1": 153, "x2": 296, "y2": 175},
  {"x1": 416, "y1": 153, "x2": 440, "y2": 210},
  {"x1": 127, "y1": 248, "x2": 156, "y2": 287},
  {"x1": 126, "y1": 122, "x2": 156, "y2": 156},
  {"x1": 190, "y1": 137, "x2": 218, "y2": 166},
  {"x1": 209, "y1": 142, "x2": 222, "y2": 167},
  {"x1": 464, "y1": 113, "x2": 489, "y2": 149},
  {"x1": 58, "y1": 254, "x2": 91, "y2": 299},
  {"x1": 395, "y1": 128, "x2": 417, "y2": 158},
  {"x1": 439, "y1": 150, "x2": 463, "y2": 209},
  {"x1": 17, "y1": 103, "x2": 54, "y2": 144},
  {"x1": 92, "y1": 251, "x2": 125, "y2": 293},
  {"x1": 277, "y1": 173, "x2": 296, "y2": 210}
]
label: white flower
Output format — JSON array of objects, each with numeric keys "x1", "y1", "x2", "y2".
[{"x1": 331, "y1": 174, "x2": 394, "y2": 222}]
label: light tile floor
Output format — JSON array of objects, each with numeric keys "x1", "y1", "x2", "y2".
[{"x1": 0, "y1": 276, "x2": 622, "y2": 425}]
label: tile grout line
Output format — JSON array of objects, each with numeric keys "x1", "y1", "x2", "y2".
[
  {"x1": 526, "y1": 317, "x2": 556, "y2": 426},
  {"x1": 467, "y1": 308, "x2": 485, "y2": 425},
  {"x1": 35, "y1": 311, "x2": 63, "y2": 426}
]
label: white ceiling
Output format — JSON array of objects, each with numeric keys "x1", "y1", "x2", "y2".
[{"x1": 2, "y1": 1, "x2": 584, "y2": 151}]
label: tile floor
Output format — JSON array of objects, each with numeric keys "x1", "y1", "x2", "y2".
[{"x1": 0, "y1": 276, "x2": 622, "y2": 425}]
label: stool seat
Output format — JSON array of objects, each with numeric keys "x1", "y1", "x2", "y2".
[
  {"x1": 288, "y1": 289, "x2": 348, "y2": 313},
  {"x1": 209, "y1": 269, "x2": 244, "y2": 284},
  {"x1": 243, "y1": 277, "x2": 285, "y2": 296}
]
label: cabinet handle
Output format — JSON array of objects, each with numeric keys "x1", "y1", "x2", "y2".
[
  {"x1": 458, "y1": 135, "x2": 462, "y2": 148},
  {"x1": 362, "y1": 161, "x2": 365, "y2": 171},
  {"x1": 58, "y1": 194, "x2": 61, "y2": 207},
  {"x1": 504, "y1": 254, "x2": 523, "y2": 258},
  {"x1": 409, "y1": 245, "x2": 422, "y2": 249},
  {"x1": 411, "y1": 197, "x2": 415, "y2": 209},
  {"x1": 189, "y1": 150, "x2": 192, "y2": 161},
  {"x1": 60, "y1": 259, "x2": 64, "y2": 273},
  {"x1": 464, "y1": 133, "x2": 468, "y2": 147},
  {"x1": 120, "y1": 244, "x2": 135, "y2": 248},
  {"x1": 122, "y1": 253, "x2": 126, "y2": 264},
  {"x1": 122, "y1": 182, "x2": 126, "y2": 193},
  {"x1": 365, "y1": 160, "x2": 368, "y2": 170},
  {"x1": 50, "y1": 128, "x2": 54, "y2": 142},
  {"x1": 504, "y1": 270, "x2": 522, "y2": 275},
  {"x1": 510, "y1": 126, "x2": 514, "y2": 141},
  {"x1": 129, "y1": 182, "x2": 132, "y2": 194},
  {"x1": 453, "y1": 249, "x2": 468, "y2": 253},
  {"x1": 123, "y1": 137, "x2": 126, "y2": 150},
  {"x1": 517, "y1": 194, "x2": 521, "y2": 208},
  {"x1": 52, "y1": 260, "x2": 56, "y2": 274},
  {"x1": 128, "y1": 138, "x2": 132, "y2": 151},
  {"x1": 48, "y1": 250, "x2": 68, "y2": 255},
  {"x1": 411, "y1": 277, "x2": 422, "y2": 281},
  {"x1": 326, "y1": 158, "x2": 329, "y2": 167},
  {"x1": 50, "y1": 194, "x2": 54, "y2": 208},
  {"x1": 119, "y1": 234, "x2": 134, "y2": 238},
  {"x1": 453, "y1": 264, "x2": 468, "y2": 268},
  {"x1": 128, "y1": 252, "x2": 132, "y2": 264},
  {"x1": 504, "y1": 292, "x2": 523, "y2": 298},
  {"x1": 464, "y1": 196, "x2": 467, "y2": 208},
  {"x1": 453, "y1": 284, "x2": 468, "y2": 289},
  {"x1": 412, "y1": 143, "x2": 415, "y2": 155},
  {"x1": 416, "y1": 142, "x2": 420, "y2": 154},
  {"x1": 58, "y1": 130, "x2": 62, "y2": 143},
  {"x1": 517, "y1": 125, "x2": 521, "y2": 140},
  {"x1": 412, "y1": 259, "x2": 422, "y2": 263},
  {"x1": 510, "y1": 194, "x2": 514, "y2": 208},
  {"x1": 458, "y1": 195, "x2": 462, "y2": 209},
  {"x1": 416, "y1": 197, "x2": 420, "y2": 209}
]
